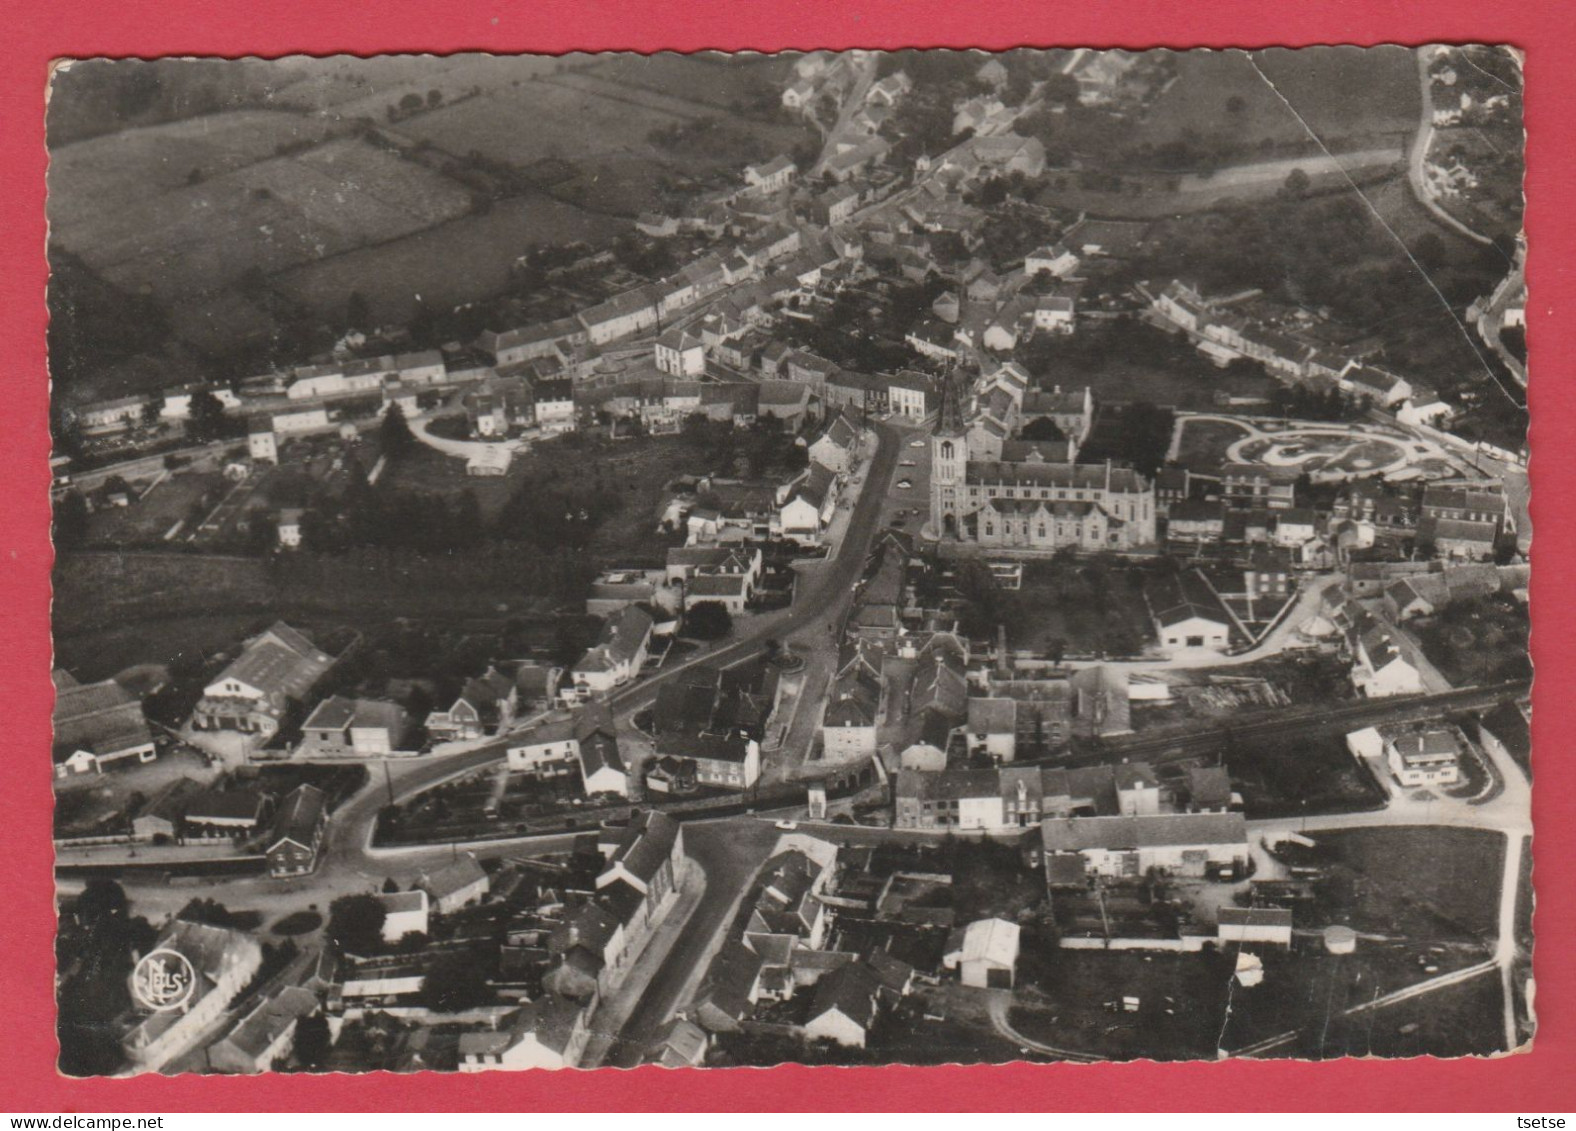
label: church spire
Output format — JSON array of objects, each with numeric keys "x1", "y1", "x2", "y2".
[{"x1": 934, "y1": 367, "x2": 966, "y2": 437}]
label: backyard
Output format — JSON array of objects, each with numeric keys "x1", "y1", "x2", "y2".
[
  {"x1": 988, "y1": 558, "x2": 1161, "y2": 658},
  {"x1": 1222, "y1": 730, "x2": 1387, "y2": 819},
  {"x1": 1413, "y1": 594, "x2": 1532, "y2": 687}
]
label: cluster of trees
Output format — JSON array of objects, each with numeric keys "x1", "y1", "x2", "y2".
[
  {"x1": 1266, "y1": 382, "x2": 1370, "y2": 423},
  {"x1": 680, "y1": 414, "x2": 807, "y2": 480},
  {"x1": 56, "y1": 880, "x2": 158, "y2": 1077},
  {"x1": 384, "y1": 89, "x2": 444, "y2": 123},
  {"x1": 647, "y1": 116, "x2": 771, "y2": 164},
  {"x1": 1078, "y1": 402, "x2": 1176, "y2": 479}
]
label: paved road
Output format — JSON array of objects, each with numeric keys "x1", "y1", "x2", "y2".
[
  {"x1": 1474, "y1": 258, "x2": 1528, "y2": 389},
  {"x1": 603, "y1": 819, "x2": 782, "y2": 1066},
  {"x1": 1408, "y1": 46, "x2": 1495, "y2": 247},
  {"x1": 812, "y1": 55, "x2": 879, "y2": 177},
  {"x1": 79, "y1": 420, "x2": 900, "y2": 919}
]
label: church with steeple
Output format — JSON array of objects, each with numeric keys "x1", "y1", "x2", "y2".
[{"x1": 928, "y1": 365, "x2": 1156, "y2": 553}]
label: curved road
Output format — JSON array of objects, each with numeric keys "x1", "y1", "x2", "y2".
[{"x1": 74, "y1": 419, "x2": 903, "y2": 918}]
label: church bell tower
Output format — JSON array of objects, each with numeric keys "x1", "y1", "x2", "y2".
[{"x1": 930, "y1": 370, "x2": 966, "y2": 541}]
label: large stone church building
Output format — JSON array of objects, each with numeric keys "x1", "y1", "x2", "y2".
[{"x1": 929, "y1": 365, "x2": 1157, "y2": 553}]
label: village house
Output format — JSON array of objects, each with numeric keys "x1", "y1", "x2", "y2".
[
  {"x1": 824, "y1": 137, "x2": 892, "y2": 183},
  {"x1": 463, "y1": 375, "x2": 535, "y2": 437},
  {"x1": 665, "y1": 545, "x2": 763, "y2": 591},
  {"x1": 965, "y1": 698, "x2": 1018, "y2": 762},
  {"x1": 426, "y1": 666, "x2": 518, "y2": 742},
  {"x1": 579, "y1": 287, "x2": 661, "y2": 345},
  {"x1": 207, "y1": 985, "x2": 321, "y2": 1074},
  {"x1": 1025, "y1": 243, "x2": 1081, "y2": 279},
  {"x1": 568, "y1": 605, "x2": 656, "y2": 701},
  {"x1": 421, "y1": 852, "x2": 491, "y2": 914},
  {"x1": 377, "y1": 889, "x2": 431, "y2": 945},
  {"x1": 1350, "y1": 617, "x2": 1426, "y2": 698},
  {"x1": 120, "y1": 920, "x2": 264, "y2": 1072},
  {"x1": 458, "y1": 996, "x2": 591, "y2": 1072},
  {"x1": 1186, "y1": 765, "x2": 1235, "y2": 813},
  {"x1": 297, "y1": 696, "x2": 409, "y2": 758},
  {"x1": 1039, "y1": 812, "x2": 1251, "y2": 880},
  {"x1": 803, "y1": 963, "x2": 883, "y2": 1048},
  {"x1": 507, "y1": 703, "x2": 628, "y2": 796},
  {"x1": 654, "y1": 326, "x2": 707, "y2": 377},
  {"x1": 599, "y1": 810, "x2": 686, "y2": 907},
  {"x1": 894, "y1": 762, "x2": 1164, "y2": 832},
  {"x1": 1347, "y1": 723, "x2": 1464, "y2": 787},
  {"x1": 778, "y1": 463, "x2": 840, "y2": 544},
  {"x1": 52, "y1": 672, "x2": 156, "y2": 779},
  {"x1": 743, "y1": 155, "x2": 796, "y2": 193},
  {"x1": 478, "y1": 318, "x2": 588, "y2": 367},
  {"x1": 1222, "y1": 464, "x2": 1299, "y2": 511},
  {"x1": 190, "y1": 622, "x2": 336, "y2": 741},
  {"x1": 266, "y1": 784, "x2": 328, "y2": 878},
  {"x1": 646, "y1": 1018, "x2": 709, "y2": 1068}
]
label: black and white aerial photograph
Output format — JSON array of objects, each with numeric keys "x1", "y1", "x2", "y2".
[{"x1": 47, "y1": 46, "x2": 1530, "y2": 1077}]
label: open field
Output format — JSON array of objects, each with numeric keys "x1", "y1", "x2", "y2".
[
  {"x1": 46, "y1": 110, "x2": 343, "y2": 230},
  {"x1": 1127, "y1": 48, "x2": 1420, "y2": 158},
  {"x1": 1310, "y1": 826, "x2": 1505, "y2": 941},
  {"x1": 396, "y1": 67, "x2": 814, "y2": 216},
  {"x1": 271, "y1": 191, "x2": 625, "y2": 328},
  {"x1": 269, "y1": 54, "x2": 564, "y2": 118},
  {"x1": 1012, "y1": 935, "x2": 1489, "y2": 1061},
  {"x1": 588, "y1": 53, "x2": 796, "y2": 114},
  {"x1": 53, "y1": 132, "x2": 473, "y2": 304}
]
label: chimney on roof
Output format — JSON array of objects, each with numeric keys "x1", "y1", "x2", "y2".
[{"x1": 995, "y1": 624, "x2": 1010, "y2": 678}]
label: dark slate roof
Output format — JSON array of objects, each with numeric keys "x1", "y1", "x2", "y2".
[
  {"x1": 608, "y1": 810, "x2": 680, "y2": 885},
  {"x1": 268, "y1": 784, "x2": 325, "y2": 850}
]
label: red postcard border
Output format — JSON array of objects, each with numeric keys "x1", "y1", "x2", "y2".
[{"x1": 2, "y1": 0, "x2": 1569, "y2": 1112}]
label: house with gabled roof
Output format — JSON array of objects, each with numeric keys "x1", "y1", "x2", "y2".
[
  {"x1": 458, "y1": 996, "x2": 591, "y2": 1072},
  {"x1": 804, "y1": 962, "x2": 882, "y2": 1048},
  {"x1": 779, "y1": 463, "x2": 840, "y2": 544},
  {"x1": 421, "y1": 852, "x2": 490, "y2": 914},
  {"x1": 598, "y1": 810, "x2": 685, "y2": 907},
  {"x1": 809, "y1": 410, "x2": 861, "y2": 475},
  {"x1": 1040, "y1": 812, "x2": 1250, "y2": 879},
  {"x1": 646, "y1": 1017, "x2": 709, "y2": 1067},
  {"x1": 1146, "y1": 570, "x2": 1236, "y2": 656},
  {"x1": 183, "y1": 788, "x2": 272, "y2": 841},
  {"x1": 944, "y1": 917, "x2": 1020, "y2": 988},
  {"x1": 207, "y1": 984, "x2": 321, "y2": 1074},
  {"x1": 53, "y1": 674, "x2": 156, "y2": 778},
  {"x1": 426, "y1": 666, "x2": 518, "y2": 742},
  {"x1": 121, "y1": 920, "x2": 264, "y2": 1072},
  {"x1": 743, "y1": 154, "x2": 797, "y2": 192},
  {"x1": 266, "y1": 784, "x2": 327, "y2": 878},
  {"x1": 569, "y1": 605, "x2": 656, "y2": 700},
  {"x1": 191, "y1": 622, "x2": 335, "y2": 740}
]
